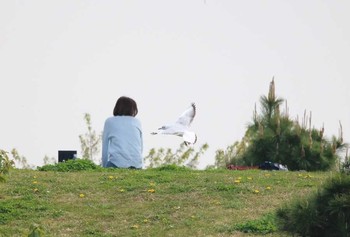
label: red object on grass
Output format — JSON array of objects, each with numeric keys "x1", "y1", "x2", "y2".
[{"x1": 226, "y1": 164, "x2": 259, "y2": 170}]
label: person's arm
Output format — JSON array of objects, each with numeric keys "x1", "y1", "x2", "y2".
[
  {"x1": 138, "y1": 121, "x2": 144, "y2": 168},
  {"x1": 137, "y1": 120, "x2": 143, "y2": 154},
  {"x1": 101, "y1": 120, "x2": 109, "y2": 167},
  {"x1": 140, "y1": 126, "x2": 143, "y2": 154}
]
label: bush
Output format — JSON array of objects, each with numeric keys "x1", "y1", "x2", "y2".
[
  {"x1": 0, "y1": 149, "x2": 14, "y2": 182},
  {"x1": 38, "y1": 159, "x2": 101, "y2": 172},
  {"x1": 276, "y1": 174, "x2": 350, "y2": 236},
  {"x1": 144, "y1": 143, "x2": 208, "y2": 169},
  {"x1": 233, "y1": 213, "x2": 277, "y2": 234}
]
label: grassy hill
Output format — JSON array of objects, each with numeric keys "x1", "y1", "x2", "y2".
[{"x1": 0, "y1": 167, "x2": 333, "y2": 236}]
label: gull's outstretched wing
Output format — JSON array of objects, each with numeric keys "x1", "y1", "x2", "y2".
[{"x1": 175, "y1": 103, "x2": 196, "y2": 127}]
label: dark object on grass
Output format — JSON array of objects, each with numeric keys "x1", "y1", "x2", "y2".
[
  {"x1": 58, "y1": 150, "x2": 77, "y2": 163},
  {"x1": 258, "y1": 161, "x2": 288, "y2": 171}
]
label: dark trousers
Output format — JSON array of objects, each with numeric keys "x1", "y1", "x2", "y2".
[{"x1": 106, "y1": 161, "x2": 138, "y2": 169}]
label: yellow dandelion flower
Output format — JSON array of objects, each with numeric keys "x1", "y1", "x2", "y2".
[
  {"x1": 119, "y1": 189, "x2": 125, "y2": 192},
  {"x1": 108, "y1": 175, "x2": 114, "y2": 180},
  {"x1": 253, "y1": 189, "x2": 259, "y2": 194},
  {"x1": 264, "y1": 173, "x2": 271, "y2": 177},
  {"x1": 234, "y1": 179, "x2": 241, "y2": 184},
  {"x1": 32, "y1": 181, "x2": 38, "y2": 184},
  {"x1": 247, "y1": 177, "x2": 253, "y2": 180},
  {"x1": 148, "y1": 189, "x2": 155, "y2": 193},
  {"x1": 266, "y1": 186, "x2": 271, "y2": 190},
  {"x1": 79, "y1": 193, "x2": 85, "y2": 198},
  {"x1": 131, "y1": 224, "x2": 139, "y2": 229},
  {"x1": 143, "y1": 219, "x2": 149, "y2": 223},
  {"x1": 33, "y1": 188, "x2": 39, "y2": 192}
]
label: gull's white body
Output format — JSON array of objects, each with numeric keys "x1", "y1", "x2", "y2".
[{"x1": 151, "y1": 103, "x2": 197, "y2": 145}]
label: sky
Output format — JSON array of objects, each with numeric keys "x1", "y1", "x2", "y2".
[{"x1": 1, "y1": 0, "x2": 349, "y2": 169}]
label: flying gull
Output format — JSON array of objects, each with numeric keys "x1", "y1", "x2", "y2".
[{"x1": 151, "y1": 103, "x2": 197, "y2": 145}]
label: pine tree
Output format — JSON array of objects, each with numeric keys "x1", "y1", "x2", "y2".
[{"x1": 220, "y1": 78, "x2": 345, "y2": 171}]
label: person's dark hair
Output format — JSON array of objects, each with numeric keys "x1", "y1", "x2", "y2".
[{"x1": 113, "y1": 96, "x2": 138, "y2": 116}]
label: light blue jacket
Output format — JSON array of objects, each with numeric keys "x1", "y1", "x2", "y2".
[{"x1": 102, "y1": 116, "x2": 143, "y2": 168}]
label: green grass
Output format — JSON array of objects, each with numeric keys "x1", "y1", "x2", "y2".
[{"x1": 0, "y1": 168, "x2": 333, "y2": 236}]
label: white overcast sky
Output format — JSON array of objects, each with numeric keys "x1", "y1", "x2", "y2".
[{"x1": 1, "y1": 0, "x2": 349, "y2": 168}]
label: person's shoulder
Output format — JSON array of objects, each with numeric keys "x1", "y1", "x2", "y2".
[
  {"x1": 106, "y1": 116, "x2": 140, "y2": 123},
  {"x1": 104, "y1": 116, "x2": 118, "y2": 125},
  {"x1": 105, "y1": 116, "x2": 115, "y2": 122},
  {"x1": 129, "y1": 116, "x2": 141, "y2": 126}
]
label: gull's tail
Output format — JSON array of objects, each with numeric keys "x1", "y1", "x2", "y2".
[{"x1": 183, "y1": 131, "x2": 197, "y2": 145}]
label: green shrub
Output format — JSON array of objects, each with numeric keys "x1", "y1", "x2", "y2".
[
  {"x1": 37, "y1": 159, "x2": 101, "y2": 172},
  {"x1": 232, "y1": 213, "x2": 277, "y2": 234},
  {"x1": 276, "y1": 174, "x2": 350, "y2": 236},
  {"x1": 0, "y1": 149, "x2": 14, "y2": 182},
  {"x1": 144, "y1": 143, "x2": 209, "y2": 169}
]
